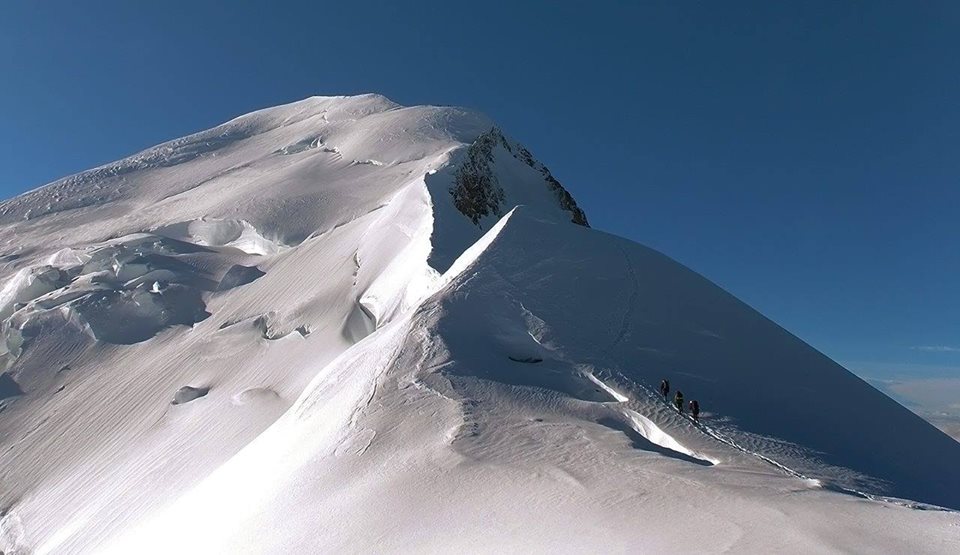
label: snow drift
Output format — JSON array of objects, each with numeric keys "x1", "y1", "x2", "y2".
[{"x1": 0, "y1": 94, "x2": 956, "y2": 554}]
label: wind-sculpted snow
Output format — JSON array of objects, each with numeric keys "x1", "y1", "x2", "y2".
[
  {"x1": 275, "y1": 135, "x2": 339, "y2": 156},
  {"x1": 216, "y1": 264, "x2": 266, "y2": 291},
  {"x1": 172, "y1": 385, "x2": 210, "y2": 405},
  {"x1": 441, "y1": 209, "x2": 960, "y2": 508},
  {"x1": 154, "y1": 218, "x2": 286, "y2": 256},
  {"x1": 99, "y1": 206, "x2": 960, "y2": 554},
  {"x1": 0, "y1": 94, "x2": 957, "y2": 554},
  {"x1": 0, "y1": 234, "x2": 251, "y2": 368}
]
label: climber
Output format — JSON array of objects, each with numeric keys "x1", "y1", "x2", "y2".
[
  {"x1": 689, "y1": 399, "x2": 700, "y2": 422},
  {"x1": 674, "y1": 390, "x2": 684, "y2": 413},
  {"x1": 659, "y1": 379, "x2": 670, "y2": 400}
]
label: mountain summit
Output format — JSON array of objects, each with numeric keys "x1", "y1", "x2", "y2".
[{"x1": 0, "y1": 95, "x2": 956, "y2": 554}]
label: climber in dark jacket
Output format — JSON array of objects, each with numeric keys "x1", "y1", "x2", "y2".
[
  {"x1": 659, "y1": 379, "x2": 670, "y2": 400},
  {"x1": 674, "y1": 390, "x2": 684, "y2": 413},
  {"x1": 689, "y1": 400, "x2": 700, "y2": 422}
]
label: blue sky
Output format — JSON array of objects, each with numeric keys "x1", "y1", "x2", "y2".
[{"x1": 2, "y1": 1, "x2": 957, "y2": 380}]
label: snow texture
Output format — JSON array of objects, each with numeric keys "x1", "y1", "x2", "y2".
[{"x1": 0, "y1": 94, "x2": 956, "y2": 555}]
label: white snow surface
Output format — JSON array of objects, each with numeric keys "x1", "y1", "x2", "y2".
[{"x1": 0, "y1": 94, "x2": 957, "y2": 554}]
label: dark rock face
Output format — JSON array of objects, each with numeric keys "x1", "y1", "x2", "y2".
[
  {"x1": 449, "y1": 128, "x2": 589, "y2": 227},
  {"x1": 450, "y1": 130, "x2": 507, "y2": 225},
  {"x1": 511, "y1": 142, "x2": 589, "y2": 227}
]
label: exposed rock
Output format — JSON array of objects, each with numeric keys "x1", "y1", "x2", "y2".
[
  {"x1": 449, "y1": 128, "x2": 589, "y2": 227},
  {"x1": 513, "y1": 143, "x2": 589, "y2": 227},
  {"x1": 450, "y1": 129, "x2": 507, "y2": 225}
]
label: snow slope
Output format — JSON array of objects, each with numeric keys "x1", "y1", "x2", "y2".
[{"x1": 0, "y1": 95, "x2": 957, "y2": 554}]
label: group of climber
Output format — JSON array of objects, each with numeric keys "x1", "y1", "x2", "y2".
[{"x1": 658, "y1": 378, "x2": 701, "y2": 422}]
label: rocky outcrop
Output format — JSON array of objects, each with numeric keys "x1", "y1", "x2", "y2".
[
  {"x1": 450, "y1": 128, "x2": 589, "y2": 227},
  {"x1": 512, "y1": 141, "x2": 589, "y2": 227},
  {"x1": 450, "y1": 129, "x2": 507, "y2": 225}
]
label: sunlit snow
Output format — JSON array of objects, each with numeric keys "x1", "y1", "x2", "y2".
[{"x1": 0, "y1": 94, "x2": 957, "y2": 555}]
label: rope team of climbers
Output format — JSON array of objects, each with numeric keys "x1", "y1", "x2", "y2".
[{"x1": 658, "y1": 378, "x2": 701, "y2": 422}]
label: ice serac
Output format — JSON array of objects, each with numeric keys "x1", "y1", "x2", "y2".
[{"x1": 0, "y1": 94, "x2": 956, "y2": 555}]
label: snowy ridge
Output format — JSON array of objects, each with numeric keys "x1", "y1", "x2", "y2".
[{"x1": 1, "y1": 95, "x2": 958, "y2": 554}]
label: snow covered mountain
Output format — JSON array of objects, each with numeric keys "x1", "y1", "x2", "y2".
[{"x1": 0, "y1": 94, "x2": 957, "y2": 554}]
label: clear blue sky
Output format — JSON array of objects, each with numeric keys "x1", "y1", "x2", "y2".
[{"x1": 2, "y1": 1, "x2": 958, "y2": 379}]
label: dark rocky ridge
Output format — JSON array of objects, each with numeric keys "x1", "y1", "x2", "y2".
[{"x1": 450, "y1": 128, "x2": 589, "y2": 227}]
